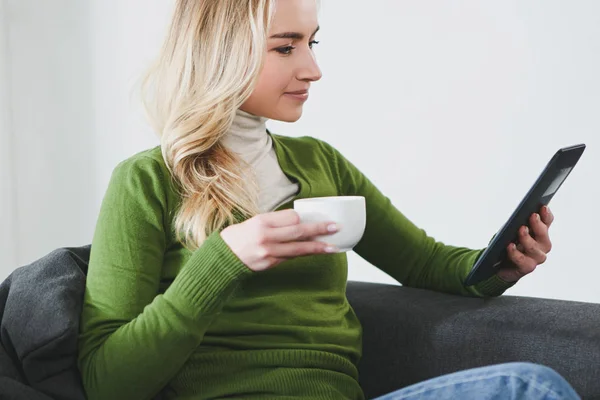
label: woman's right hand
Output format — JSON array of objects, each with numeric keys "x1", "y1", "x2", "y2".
[{"x1": 219, "y1": 209, "x2": 340, "y2": 272}]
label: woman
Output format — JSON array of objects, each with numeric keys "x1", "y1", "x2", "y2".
[{"x1": 77, "y1": 0, "x2": 580, "y2": 399}]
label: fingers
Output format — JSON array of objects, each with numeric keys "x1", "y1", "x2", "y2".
[
  {"x1": 261, "y1": 240, "x2": 337, "y2": 259},
  {"x1": 257, "y1": 210, "x2": 340, "y2": 243},
  {"x1": 257, "y1": 209, "x2": 301, "y2": 228},
  {"x1": 529, "y1": 210, "x2": 553, "y2": 253},
  {"x1": 541, "y1": 205, "x2": 554, "y2": 227},
  {"x1": 265, "y1": 221, "x2": 338, "y2": 243},
  {"x1": 251, "y1": 210, "x2": 341, "y2": 259},
  {"x1": 517, "y1": 225, "x2": 549, "y2": 264},
  {"x1": 506, "y1": 222, "x2": 549, "y2": 277},
  {"x1": 506, "y1": 242, "x2": 538, "y2": 276}
]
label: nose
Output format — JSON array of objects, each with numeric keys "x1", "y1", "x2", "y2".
[{"x1": 296, "y1": 48, "x2": 322, "y2": 82}]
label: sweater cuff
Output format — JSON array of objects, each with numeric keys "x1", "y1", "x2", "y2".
[
  {"x1": 472, "y1": 273, "x2": 516, "y2": 297},
  {"x1": 163, "y1": 230, "x2": 253, "y2": 319}
]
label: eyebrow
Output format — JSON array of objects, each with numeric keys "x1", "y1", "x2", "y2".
[{"x1": 269, "y1": 26, "x2": 320, "y2": 40}]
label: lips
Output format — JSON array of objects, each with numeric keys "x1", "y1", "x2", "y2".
[{"x1": 285, "y1": 89, "x2": 309, "y2": 95}]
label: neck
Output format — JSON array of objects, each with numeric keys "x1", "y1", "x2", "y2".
[{"x1": 221, "y1": 108, "x2": 269, "y2": 155}]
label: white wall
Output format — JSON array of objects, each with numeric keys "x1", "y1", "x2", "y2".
[
  {"x1": 89, "y1": 0, "x2": 173, "y2": 207},
  {"x1": 272, "y1": 0, "x2": 600, "y2": 303},
  {"x1": 3, "y1": 0, "x2": 96, "y2": 269},
  {"x1": 2, "y1": 1, "x2": 599, "y2": 303},
  {"x1": 0, "y1": 0, "x2": 17, "y2": 272}
]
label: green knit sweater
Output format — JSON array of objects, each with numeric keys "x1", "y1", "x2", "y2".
[{"x1": 77, "y1": 131, "x2": 515, "y2": 400}]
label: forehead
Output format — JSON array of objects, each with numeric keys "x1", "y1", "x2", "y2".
[{"x1": 270, "y1": 0, "x2": 318, "y2": 32}]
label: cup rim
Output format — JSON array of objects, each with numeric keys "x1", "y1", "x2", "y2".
[{"x1": 293, "y1": 195, "x2": 365, "y2": 204}]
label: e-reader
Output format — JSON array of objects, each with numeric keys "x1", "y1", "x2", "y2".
[{"x1": 464, "y1": 143, "x2": 586, "y2": 286}]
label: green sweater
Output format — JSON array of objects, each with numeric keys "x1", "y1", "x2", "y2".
[{"x1": 78, "y1": 131, "x2": 515, "y2": 400}]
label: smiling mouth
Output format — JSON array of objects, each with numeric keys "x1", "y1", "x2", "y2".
[{"x1": 284, "y1": 91, "x2": 309, "y2": 101}]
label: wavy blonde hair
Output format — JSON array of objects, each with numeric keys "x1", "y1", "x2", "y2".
[{"x1": 140, "y1": 0, "x2": 276, "y2": 251}]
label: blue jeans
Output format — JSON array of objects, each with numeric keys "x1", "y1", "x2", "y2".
[{"x1": 371, "y1": 362, "x2": 581, "y2": 400}]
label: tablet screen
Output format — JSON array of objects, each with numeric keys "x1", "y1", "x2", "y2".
[{"x1": 543, "y1": 167, "x2": 572, "y2": 197}]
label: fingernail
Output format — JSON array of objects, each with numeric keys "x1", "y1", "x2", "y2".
[
  {"x1": 325, "y1": 246, "x2": 338, "y2": 253},
  {"x1": 536, "y1": 213, "x2": 541, "y2": 221},
  {"x1": 524, "y1": 226, "x2": 529, "y2": 234},
  {"x1": 327, "y1": 223, "x2": 338, "y2": 232}
]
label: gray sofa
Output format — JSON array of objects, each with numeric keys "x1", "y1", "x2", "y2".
[
  {"x1": 1, "y1": 245, "x2": 599, "y2": 399},
  {"x1": 346, "y1": 281, "x2": 600, "y2": 399}
]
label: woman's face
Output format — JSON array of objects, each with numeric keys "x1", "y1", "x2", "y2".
[{"x1": 240, "y1": 0, "x2": 322, "y2": 122}]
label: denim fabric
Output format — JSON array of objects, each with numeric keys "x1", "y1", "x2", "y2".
[{"x1": 371, "y1": 362, "x2": 580, "y2": 400}]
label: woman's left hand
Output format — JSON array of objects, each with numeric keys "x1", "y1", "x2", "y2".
[{"x1": 496, "y1": 205, "x2": 555, "y2": 283}]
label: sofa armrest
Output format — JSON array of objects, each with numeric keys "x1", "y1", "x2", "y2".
[{"x1": 346, "y1": 280, "x2": 600, "y2": 400}]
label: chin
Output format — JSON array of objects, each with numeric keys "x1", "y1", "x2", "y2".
[{"x1": 276, "y1": 108, "x2": 303, "y2": 123}]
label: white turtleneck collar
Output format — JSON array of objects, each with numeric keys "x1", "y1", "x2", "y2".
[
  {"x1": 221, "y1": 108, "x2": 269, "y2": 157},
  {"x1": 219, "y1": 107, "x2": 299, "y2": 212}
]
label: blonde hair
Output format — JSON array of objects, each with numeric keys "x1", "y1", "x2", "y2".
[{"x1": 140, "y1": 0, "x2": 276, "y2": 251}]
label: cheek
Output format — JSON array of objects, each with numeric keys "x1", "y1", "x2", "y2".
[
  {"x1": 254, "y1": 59, "x2": 290, "y2": 96},
  {"x1": 241, "y1": 56, "x2": 295, "y2": 116}
]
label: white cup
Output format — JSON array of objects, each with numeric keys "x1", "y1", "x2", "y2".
[{"x1": 293, "y1": 196, "x2": 366, "y2": 252}]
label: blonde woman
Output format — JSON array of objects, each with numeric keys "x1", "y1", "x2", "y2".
[{"x1": 77, "y1": 1, "x2": 580, "y2": 399}]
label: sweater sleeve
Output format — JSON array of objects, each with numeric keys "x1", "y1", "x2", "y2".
[
  {"x1": 319, "y1": 140, "x2": 515, "y2": 298},
  {"x1": 77, "y1": 156, "x2": 253, "y2": 400}
]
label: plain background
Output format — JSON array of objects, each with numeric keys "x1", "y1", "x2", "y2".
[{"x1": 1, "y1": 1, "x2": 598, "y2": 302}]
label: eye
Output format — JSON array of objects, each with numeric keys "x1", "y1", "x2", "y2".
[
  {"x1": 275, "y1": 46, "x2": 295, "y2": 55},
  {"x1": 275, "y1": 40, "x2": 320, "y2": 55}
]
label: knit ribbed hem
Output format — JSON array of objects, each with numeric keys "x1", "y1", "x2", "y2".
[
  {"x1": 168, "y1": 349, "x2": 364, "y2": 399},
  {"x1": 163, "y1": 230, "x2": 253, "y2": 319},
  {"x1": 473, "y1": 273, "x2": 516, "y2": 297}
]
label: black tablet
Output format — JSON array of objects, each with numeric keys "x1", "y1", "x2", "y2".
[{"x1": 464, "y1": 143, "x2": 586, "y2": 286}]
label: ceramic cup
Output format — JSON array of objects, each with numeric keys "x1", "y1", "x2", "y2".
[{"x1": 293, "y1": 196, "x2": 366, "y2": 252}]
